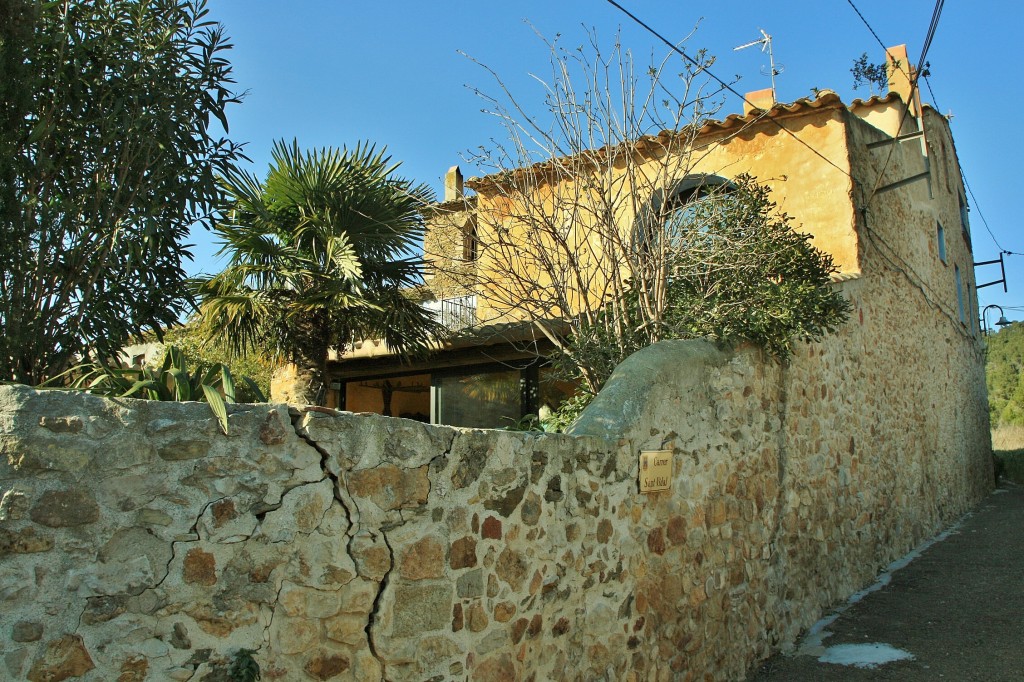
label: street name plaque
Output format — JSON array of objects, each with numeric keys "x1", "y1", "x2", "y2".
[{"x1": 639, "y1": 450, "x2": 672, "y2": 493}]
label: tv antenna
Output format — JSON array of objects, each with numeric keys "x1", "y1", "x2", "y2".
[{"x1": 734, "y1": 29, "x2": 782, "y2": 102}]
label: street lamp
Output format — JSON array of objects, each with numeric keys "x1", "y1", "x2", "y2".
[{"x1": 982, "y1": 304, "x2": 1011, "y2": 335}]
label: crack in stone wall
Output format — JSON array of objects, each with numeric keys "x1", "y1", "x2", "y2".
[
  {"x1": 363, "y1": 529, "x2": 393, "y2": 679},
  {"x1": 288, "y1": 406, "x2": 396, "y2": 677}
]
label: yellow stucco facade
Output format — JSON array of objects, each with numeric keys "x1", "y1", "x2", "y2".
[
  {"x1": 425, "y1": 52, "x2": 975, "y2": 331},
  {"x1": 341, "y1": 44, "x2": 984, "y2": 428}
]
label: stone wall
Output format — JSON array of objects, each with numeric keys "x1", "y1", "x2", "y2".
[
  {"x1": 0, "y1": 293, "x2": 991, "y2": 682},
  {"x1": 424, "y1": 199, "x2": 479, "y2": 302}
]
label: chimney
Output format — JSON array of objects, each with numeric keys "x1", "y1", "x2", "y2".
[
  {"x1": 743, "y1": 88, "x2": 775, "y2": 115},
  {"x1": 885, "y1": 44, "x2": 922, "y2": 118},
  {"x1": 444, "y1": 165, "x2": 463, "y2": 202}
]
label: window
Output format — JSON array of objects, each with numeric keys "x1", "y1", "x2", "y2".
[
  {"x1": 537, "y1": 367, "x2": 578, "y2": 421},
  {"x1": 345, "y1": 374, "x2": 430, "y2": 420},
  {"x1": 955, "y1": 265, "x2": 965, "y2": 323},
  {"x1": 635, "y1": 175, "x2": 734, "y2": 252},
  {"x1": 967, "y1": 282, "x2": 977, "y2": 335},
  {"x1": 959, "y1": 194, "x2": 972, "y2": 250},
  {"x1": 341, "y1": 360, "x2": 578, "y2": 429},
  {"x1": 663, "y1": 178, "x2": 736, "y2": 248},
  {"x1": 936, "y1": 222, "x2": 946, "y2": 263},
  {"x1": 441, "y1": 295, "x2": 477, "y2": 331},
  {"x1": 421, "y1": 295, "x2": 477, "y2": 332},
  {"x1": 462, "y1": 217, "x2": 478, "y2": 262},
  {"x1": 434, "y1": 369, "x2": 523, "y2": 429}
]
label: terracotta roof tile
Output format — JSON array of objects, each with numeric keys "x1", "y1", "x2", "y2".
[
  {"x1": 465, "y1": 89, "x2": 899, "y2": 190},
  {"x1": 696, "y1": 89, "x2": 846, "y2": 135}
]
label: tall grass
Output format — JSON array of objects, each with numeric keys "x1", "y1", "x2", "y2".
[{"x1": 991, "y1": 425, "x2": 1024, "y2": 452}]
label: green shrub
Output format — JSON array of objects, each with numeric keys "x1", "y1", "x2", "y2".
[
  {"x1": 39, "y1": 345, "x2": 265, "y2": 434},
  {"x1": 541, "y1": 392, "x2": 593, "y2": 433}
]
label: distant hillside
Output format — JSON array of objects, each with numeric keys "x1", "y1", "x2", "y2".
[{"x1": 986, "y1": 322, "x2": 1024, "y2": 428}]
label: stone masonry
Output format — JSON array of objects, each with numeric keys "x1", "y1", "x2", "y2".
[{"x1": 0, "y1": 293, "x2": 990, "y2": 682}]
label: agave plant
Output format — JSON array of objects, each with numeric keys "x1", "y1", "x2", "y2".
[{"x1": 40, "y1": 345, "x2": 265, "y2": 434}]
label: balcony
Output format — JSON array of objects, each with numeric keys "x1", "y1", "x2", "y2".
[{"x1": 424, "y1": 295, "x2": 477, "y2": 332}]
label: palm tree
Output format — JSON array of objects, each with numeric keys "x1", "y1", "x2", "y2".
[{"x1": 195, "y1": 139, "x2": 444, "y2": 405}]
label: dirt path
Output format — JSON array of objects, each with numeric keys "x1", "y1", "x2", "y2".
[{"x1": 748, "y1": 482, "x2": 1024, "y2": 681}]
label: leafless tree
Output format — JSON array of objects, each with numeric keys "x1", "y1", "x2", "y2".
[{"x1": 428, "y1": 29, "x2": 847, "y2": 401}]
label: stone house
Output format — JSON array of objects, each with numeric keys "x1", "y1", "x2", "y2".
[
  {"x1": 327, "y1": 44, "x2": 984, "y2": 429},
  {"x1": 0, "y1": 50, "x2": 995, "y2": 682}
]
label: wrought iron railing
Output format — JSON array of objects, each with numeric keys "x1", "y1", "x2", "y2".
[{"x1": 425, "y1": 295, "x2": 477, "y2": 332}]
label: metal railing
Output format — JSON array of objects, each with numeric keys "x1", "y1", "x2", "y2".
[{"x1": 425, "y1": 295, "x2": 477, "y2": 332}]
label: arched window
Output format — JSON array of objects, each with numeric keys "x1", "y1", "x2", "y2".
[{"x1": 634, "y1": 174, "x2": 735, "y2": 252}]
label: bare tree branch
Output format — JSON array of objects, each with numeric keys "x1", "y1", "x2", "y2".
[{"x1": 427, "y1": 29, "x2": 848, "y2": 407}]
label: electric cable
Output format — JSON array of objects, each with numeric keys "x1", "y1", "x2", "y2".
[
  {"x1": 922, "y1": 73, "x2": 941, "y2": 115},
  {"x1": 917, "y1": 0, "x2": 945, "y2": 75},
  {"x1": 846, "y1": 0, "x2": 943, "y2": 209},
  {"x1": 602, "y1": 0, "x2": 856, "y2": 183},
  {"x1": 844, "y1": 0, "x2": 916, "y2": 86},
  {"x1": 960, "y1": 169, "x2": 1007, "y2": 255},
  {"x1": 845, "y1": 0, "x2": 889, "y2": 58},
  {"x1": 604, "y1": 0, "x2": 991, "y2": 334}
]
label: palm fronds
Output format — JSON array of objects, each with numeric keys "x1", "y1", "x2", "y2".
[{"x1": 194, "y1": 139, "x2": 445, "y2": 404}]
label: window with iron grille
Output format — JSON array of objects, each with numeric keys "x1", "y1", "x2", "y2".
[{"x1": 422, "y1": 295, "x2": 477, "y2": 331}]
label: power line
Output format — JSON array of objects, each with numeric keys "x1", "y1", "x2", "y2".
[
  {"x1": 920, "y1": 24, "x2": 1009, "y2": 259},
  {"x1": 911, "y1": 3, "x2": 1014, "y2": 257},
  {"x1": 922, "y1": 73, "x2": 941, "y2": 115},
  {"x1": 602, "y1": 0, "x2": 856, "y2": 183},
  {"x1": 843, "y1": 0, "x2": 943, "y2": 212},
  {"x1": 845, "y1": 0, "x2": 889, "y2": 56},
  {"x1": 848, "y1": 0, "x2": 1007, "y2": 258},
  {"x1": 844, "y1": 0, "x2": 917, "y2": 86},
  {"x1": 917, "y1": 0, "x2": 945, "y2": 75},
  {"x1": 605, "y1": 0, "x2": 1005, "y2": 321},
  {"x1": 845, "y1": 0, "x2": 943, "y2": 86},
  {"x1": 960, "y1": 169, "x2": 1007, "y2": 254},
  {"x1": 603, "y1": 0, "x2": 981, "y2": 339},
  {"x1": 844, "y1": 0, "x2": 1014, "y2": 289}
]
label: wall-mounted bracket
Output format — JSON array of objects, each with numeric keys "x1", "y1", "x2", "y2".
[{"x1": 975, "y1": 252, "x2": 1008, "y2": 293}]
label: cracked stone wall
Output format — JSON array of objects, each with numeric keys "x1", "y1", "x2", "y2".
[
  {"x1": 0, "y1": 386, "x2": 626, "y2": 681},
  {"x1": 0, "y1": 293, "x2": 991, "y2": 682}
]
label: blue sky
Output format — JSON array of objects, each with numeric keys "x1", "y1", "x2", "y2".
[{"x1": 199, "y1": 0, "x2": 1022, "y2": 323}]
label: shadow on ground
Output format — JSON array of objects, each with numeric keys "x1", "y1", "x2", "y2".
[{"x1": 748, "y1": 482, "x2": 1024, "y2": 681}]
